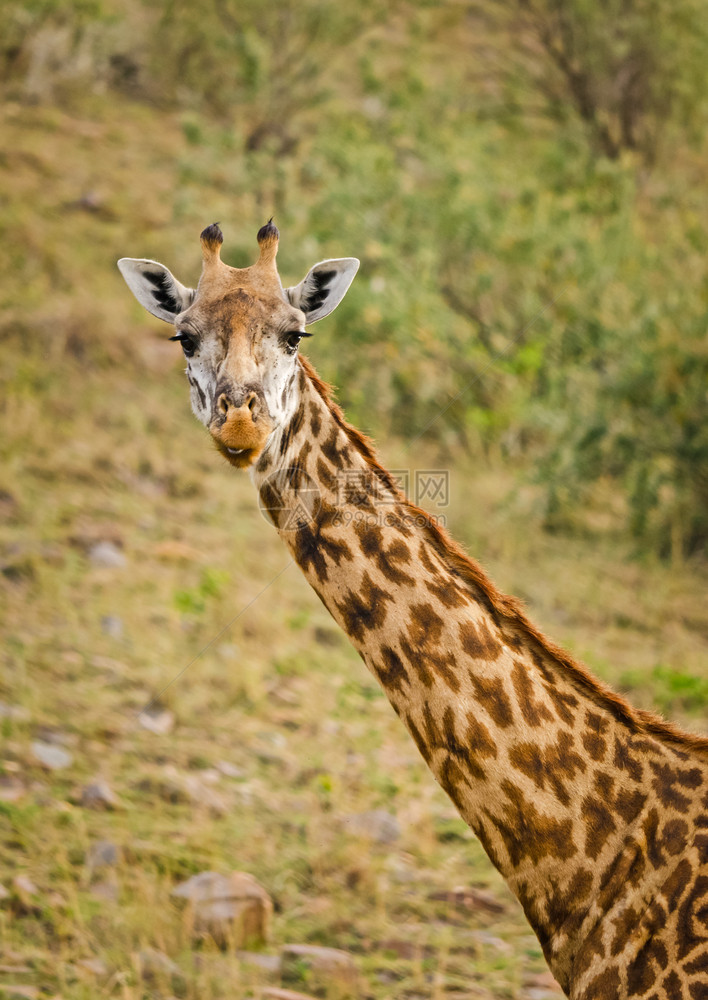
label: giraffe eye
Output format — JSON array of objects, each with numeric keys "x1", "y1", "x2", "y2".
[
  {"x1": 285, "y1": 330, "x2": 311, "y2": 353},
  {"x1": 169, "y1": 332, "x2": 197, "y2": 358},
  {"x1": 286, "y1": 332, "x2": 303, "y2": 352}
]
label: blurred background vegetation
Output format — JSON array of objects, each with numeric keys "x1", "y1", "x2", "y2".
[
  {"x1": 2, "y1": 0, "x2": 708, "y2": 558},
  {"x1": 2, "y1": 3, "x2": 708, "y2": 998}
]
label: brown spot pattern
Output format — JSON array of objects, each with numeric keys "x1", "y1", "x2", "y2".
[
  {"x1": 372, "y1": 645, "x2": 409, "y2": 694},
  {"x1": 469, "y1": 673, "x2": 514, "y2": 728},
  {"x1": 354, "y1": 519, "x2": 415, "y2": 586},
  {"x1": 485, "y1": 779, "x2": 577, "y2": 868},
  {"x1": 509, "y1": 730, "x2": 586, "y2": 806},
  {"x1": 459, "y1": 619, "x2": 502, "y2": 661},
  {"x1": 583, "y1": 711, "x2": 609, "y2": 761},
  {"x1": 511, "y1": 659, "x2": 554, "y2": 727},
  {"x1": 333, "y1": 571, "x2": 393, "y2": 643}
]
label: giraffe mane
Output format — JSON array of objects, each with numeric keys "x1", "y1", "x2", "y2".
[{"x1": 299, "y1": 354, "x2": 708, "y2": 757}]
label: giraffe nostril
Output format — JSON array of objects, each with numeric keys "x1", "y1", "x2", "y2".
[
  {"x1": 218, "y1": 394, "x2": 230, "y2": 416},
  {"x1": 246, "y1": 392, "x2": 257, "y2": 413}
]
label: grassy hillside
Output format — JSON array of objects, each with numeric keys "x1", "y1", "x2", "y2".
[{"x1": 1, "y1": 7, "x2": 708, "y2": 998}]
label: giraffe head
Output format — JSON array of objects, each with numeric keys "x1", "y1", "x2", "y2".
[{"x1": 118, "y1": 223, "x2": 359, "y2": 468}]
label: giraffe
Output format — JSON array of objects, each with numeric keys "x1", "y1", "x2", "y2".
[{"x1": 119, "y1": 222, "x2": 708, "y2": 999}]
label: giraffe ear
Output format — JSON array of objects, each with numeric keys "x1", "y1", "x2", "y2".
[
  {"x1": 117, "y1": 258, "x2": 195, "y2": 323},
  {"x1": 285, "y1": 258, "x2": 359, "y2": 324}
]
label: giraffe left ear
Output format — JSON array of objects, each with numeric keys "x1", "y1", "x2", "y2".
[
  {"x1": 285, "y1": 258, "x2": 359, "y2": 324},
  {"x1": 117, "y1": 258, "x2": 196, "y2": 323}
]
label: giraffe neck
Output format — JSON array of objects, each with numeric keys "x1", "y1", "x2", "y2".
[{"x1": 251, "y1": 358, "x2": 708, "y2": 995}]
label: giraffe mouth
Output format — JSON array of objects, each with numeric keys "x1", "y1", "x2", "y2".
[
  {"x1": 213, "y1": 439, "x2": 259, "y2": 468},
  {"x1": 210, "y1": 409, "x2": 273, "y2": 469}
]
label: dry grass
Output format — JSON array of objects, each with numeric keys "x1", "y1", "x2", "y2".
[{"x1": 1, "y1": 96, "x2": 707, "y2": 1000}]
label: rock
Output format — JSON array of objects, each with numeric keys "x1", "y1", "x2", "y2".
[
  {"x1": 90, "y1": 654, "x2": 128, "y2": 674},
  {"x1": 0, "y1": 777, "x2": 26, "y2": 802},
  {"x1": 100, "y1": 615, "x2": 124, "y2": 638},
  {"x1": 216, "y1": 760, "x2": 245, "y2": 779},
  {"x1": 428, "y1": 885, "x2": 507, "y2": 915},
  {"x1": 181, "y1": 773, "x2": 227, "y2": 816},
  {"x1": 135, "y1": 765, "x2": 228, "y2": 817},
  {"x1": 236, "y1": 951, "x2": 282, "y2": 975},
  {"x1": 263, "y1": 990, "x2": 319, "y2": 1000},
  {"x1": 281, "y1": 944, "x2": 359, "y2": 999},
  {"x1": 12, "y1": 875, "x2": 39, "y2": 905},
  {"x1": 0, "y1": 883, "x2": 9, "y2": 901},
  {"x1": 0, "y1": 987, "x2": 39, "y2": 999},
  {"x1": 0, "y1": 702, "x2": 29, "y2": 721},
  {"x1": 341, "y1": 809, "x2": 400, "y2": 845},
  {"x1": 30, "y1": 741, "x2": 72, "y2": 770},
  {"x1": 89, "y1": 541, "x2": 126, "y2": 568},
  {"x1": 80, "y1": 779, "x2": 122, "y2": 810},
  {"x1": 523, "y1": 970, "x2": 564, "y2": 997},
  {"x1": 469, "y1": 930, "x2": 512, "y2": 955},
  {"x1": 171, "y1": 870, "x2": 272, "y2": 949},
  {"x1": 376, "y1": 939, "x2": 435, "y2": 960},
  {"x1": 138, "y1": 705, "x2": 174, "y2": 734},
  {"x1": 86, "y1": 840, "x2": 121, "y2": 871},
  {"x1": 136, "y1": 767, "x2": 225, "y2": 815},
  {"x1": 76, "y1": 957, "x2": 108, "y2": 976},
  {"x1": 137, "y1": 947, "x2": 183, "y2": 983},
  {"x1": 10, "y1": 875, "x2": 40, "y2": 914}
]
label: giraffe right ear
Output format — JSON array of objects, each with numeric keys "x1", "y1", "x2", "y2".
[{"x1": 117, "y1": 258, "x2": 196, "y2": 323}]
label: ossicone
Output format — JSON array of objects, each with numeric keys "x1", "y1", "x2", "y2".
[
  {"x1": 257, "y1": 219, "x2": 279, "y2": 247},
  {"x1": 200, "y1": 222, "x2": 224, "y2": 261}
]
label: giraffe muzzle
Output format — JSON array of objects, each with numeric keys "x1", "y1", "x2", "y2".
[{"x1": 210, "y1": 388, "x2": 273, "y2": 468}]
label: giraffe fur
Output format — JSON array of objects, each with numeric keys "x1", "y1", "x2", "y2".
[{"x1": 119, "y1": 223, "x2": 708, "y2": 999}]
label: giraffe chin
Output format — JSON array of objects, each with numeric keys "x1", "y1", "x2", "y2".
[{"x1": 212, "y1": 438, "x2": 262, "y2": 469}]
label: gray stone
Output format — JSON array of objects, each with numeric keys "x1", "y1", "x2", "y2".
[
  {"x1": 86, "y1": 840, "x2": 120, "y2": 870},
  {"x1": 100, "y1": 615, "x2": 124, "y2": 638},
  {"x1": 80, "y1": 779, "x2": 122, "y2": 810},
  {"x1": 138, "y1": 947, "x2": 183, "y2": 982},
  {"x1": 281, "y1": 944, "x2": 359, "y2": 999},
  {"x1": 0, "y1": 777, "x2": 25, "y2": 802},
  {"x1": 12, "y1": 875, "x2": 38, "y2": 903},
  {"x1": 341, "y1": 809, "x2": 401, "y2": 845},
  {"x1": 428, "y1": 885, "x2": 507, "y2": 915},
  {"x1": 136, "y1": 767, "x2": 225, "y2": 815},
  {"x1": 138, "y1": 705, "x2": 174, "y2": 734},
  {"x1": 89, "y1": 541, "x2": 126, "y2": 568},
  {"x1": 77, "y1": 957, "x2": 109, "y2": 977},
  {"x1": 31, "y1": 740, "x2": 72, "y2": 770},
  {"x1": 0, "y1": 702, "x2": 29, "y2": 721},
  {"x1": 216, "y1": 760, "x2": 245, "y2": 779},
  {"x1": 172, "y1": 870, "x2": 272, "y2": 948},
  {"x1": 181, "y1": 773, "x2": 227, "y2": 816},
  {"x1": 236, "y1": 951, "x2": 282, "y2": 975},
  {"x1": 263, "y1": 990, "x2": 318, "y2": 1000}
]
